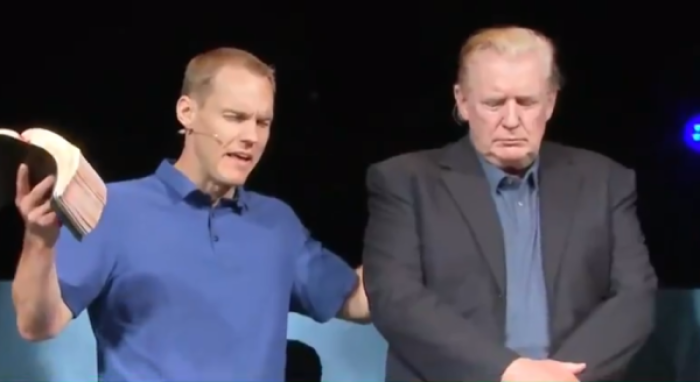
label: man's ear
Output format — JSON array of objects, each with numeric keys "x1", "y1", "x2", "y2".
[
  {"x1": 453, "y1": 84, "x2": 469, "y2": 122},
  {"x1": 545, "y1": 91, "x2": 558, "y2": 121},
  {"x1": 176, "y1": 95, "x2": 197, "y2": 126}
]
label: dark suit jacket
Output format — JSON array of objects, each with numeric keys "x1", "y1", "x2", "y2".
[{"x1": 363, "y1": 137, "x2": 657, "y2": 382}]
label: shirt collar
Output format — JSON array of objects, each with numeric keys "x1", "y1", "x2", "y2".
[
  {"x1": 476, "y1": 155, "x2": 539, "y2": 192},
  {"x1": 154, "y1": 159, "x2": 248, "y2": 211}
]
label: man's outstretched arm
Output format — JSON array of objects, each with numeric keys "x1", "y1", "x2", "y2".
[
  {"x1": 337, "y1": 266, "x2": 369, "y2": 323},
  {"x1": 286, "y1": 205, "x2": 369, "y2": 324}
]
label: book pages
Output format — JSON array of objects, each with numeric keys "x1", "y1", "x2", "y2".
[
  {"x1": 20, "y1": 128, "x2": 107, "y2": 240},
  {"x1": 54, "y1": 155, "x2": 107, "y2": 239}
]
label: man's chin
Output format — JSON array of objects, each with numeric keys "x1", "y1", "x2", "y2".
[{"x1": 215, "y1": 173, "x2": 248, "y2": 188}]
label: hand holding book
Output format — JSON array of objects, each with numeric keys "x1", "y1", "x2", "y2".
[
  {"x1": 15, "y1": 164, "x2": 61, "y2": 249},
  {"x1": 0, "y1": 127, "x2": 107, "y2": 240}
]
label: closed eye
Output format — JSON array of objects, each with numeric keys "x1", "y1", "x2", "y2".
[
  {"x1": 256, "y1": 119, "x2": 272, "y2": 128},
  {"x1": 224, "y1": 113, "x2": 249, "y2": 123}
]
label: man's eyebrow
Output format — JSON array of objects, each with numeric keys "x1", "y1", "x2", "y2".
[
  {"x1": 222, "y1": 107, "x2": 248, "y2": 115},
  {"x1": 515, "y1": 95, "x2": 539, "y2": 102},
  {"x1": 222, "y1": 108, "x2": 273, "y2": 121},
  {"x1": 482, "y1": 95, "x2": 538, "y2": 102}
]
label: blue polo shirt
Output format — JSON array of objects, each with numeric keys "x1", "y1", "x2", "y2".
[{"x1": 55, "y1": 160, "x2": 358, "y2": 382}]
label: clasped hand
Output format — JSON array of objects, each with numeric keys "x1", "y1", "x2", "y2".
[{"x1": 502, "y1": 358, "x2": 586, "y2": 382}]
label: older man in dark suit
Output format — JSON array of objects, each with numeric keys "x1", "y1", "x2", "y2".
[{"x1": 363, "y1": 26, "x2": 657, "y2": 382}]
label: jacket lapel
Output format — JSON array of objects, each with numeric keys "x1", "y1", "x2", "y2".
[
  {"x1": 439, "y1": 138, "x2": 507, "y2": 293},
  {"x1": 539, "y1": 144, "x2": 581, "y2": 302}
]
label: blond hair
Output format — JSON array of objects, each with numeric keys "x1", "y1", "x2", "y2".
[
  {"x1": 181, "y1": 47, "x2": 276, "y2": 101},
  {"x1": 457, "y1": 26, "x2": 563, "y2": 90}
]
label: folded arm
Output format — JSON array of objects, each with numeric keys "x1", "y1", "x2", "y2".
[
  {"x1": 551, "y1": 167, "x2": 657, "y2": 381},
  {"x1": 363, "y1": 164, "x2": 518, "y2": 381}
]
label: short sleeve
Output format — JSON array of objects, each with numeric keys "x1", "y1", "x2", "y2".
[
  {"x1": 289, "y1": 226, "x2": 358, "y2": 323},
  {"x1": 56, "y1": 216, "x2": 116, "y2": 318}
]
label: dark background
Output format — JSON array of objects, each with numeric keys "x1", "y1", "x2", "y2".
[{"x1": 2, "y1": 5, "x2": 700, "y2": 287}]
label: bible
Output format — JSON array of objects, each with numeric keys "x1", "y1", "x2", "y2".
[{"x1": 0, "y1": 127, "x2": 107, "y2": 240}]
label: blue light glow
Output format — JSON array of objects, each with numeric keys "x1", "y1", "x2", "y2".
[{"x1": 683, "y1": 115, "x2": 700, "y2": 152}]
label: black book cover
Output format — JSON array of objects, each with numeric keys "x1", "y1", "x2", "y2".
[{"x1": 0, "y1": 135, "x2": 58, "y2": 209}]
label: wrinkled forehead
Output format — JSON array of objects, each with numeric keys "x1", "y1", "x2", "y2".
[
  {"x1": 465, "y1": 50, "x2": 551, "y2": 95},
  {"x1": 202, "y1": 67, "x2": 275, "y2": 117}
]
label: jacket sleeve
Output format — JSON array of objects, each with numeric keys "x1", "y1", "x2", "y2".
[
  {"x1": 551, "y1": 167, "x2": 657, "y2": 381},
  {"x1": 363, "y1": 163, "x2": 519, "y2": 381}
]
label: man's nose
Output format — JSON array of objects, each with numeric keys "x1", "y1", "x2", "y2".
[
  {"x1": 502, "y1": 102, "x2": 520, "y2": 129},
  {"x1": 239, "y1": 120, "x2": 260, "y2": 144}
]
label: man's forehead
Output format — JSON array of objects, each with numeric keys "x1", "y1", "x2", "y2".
[
  {"x1": 469, "y1": 50, "x2": 548, "y2": 76},
  {"x1": 217, "y1": 101, "x2": 274, "y2": 118},
  {"x1": 205, "y1": 72, "x2": 274, "y2": 115},
  {"x1": 467, "y1": 52, "x2": 549, "y2": 93},
  {"x1": 473, "y1": 75, "x2": 547, "y2": 94},
  {"x1": 199, "y1": 92, "x2": 273, "y2": 113},
  {"x1": 212, "y1": 77, "x2": 274, "y2": 97},
  {"x1": 214, "y1": 64, "x2": 263, "y2": 80}
]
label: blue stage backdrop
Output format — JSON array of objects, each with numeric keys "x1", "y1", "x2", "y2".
[
  {"x1": 0, "y1": 284, "x2": 97, "y2": 381},
  {"x1": 1, "y1": 282, "x2": 699, "y2": 381}
]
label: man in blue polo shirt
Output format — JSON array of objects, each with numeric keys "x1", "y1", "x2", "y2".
[{"x1": 11, "y1": 47, "x2": 368, "y2": 382}]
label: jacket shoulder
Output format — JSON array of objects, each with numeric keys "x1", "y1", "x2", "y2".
[
  {"x1": 369, "y1": 147, "x2": 444, "y2": 180},
  {"x1": 543, "y1": 141, "x2": 632, "y2": 176}
]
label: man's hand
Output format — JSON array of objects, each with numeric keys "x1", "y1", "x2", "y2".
[
  {"x1": 502, "y1": 358, "x2": 585, "y2": 382},
  {"x1": 547, "y1": 360, "x2": 586, "y2": 374},
  {"x1": 338, "y1": 266, "x2": 370, "y2": 323},
  {"x1": 15, "y1": 164, "x2": 61, "y2": 250}
]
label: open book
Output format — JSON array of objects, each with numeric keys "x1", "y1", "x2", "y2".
[{"x1": 0, "y1": 128, "x2": 107, "y2": 240}]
